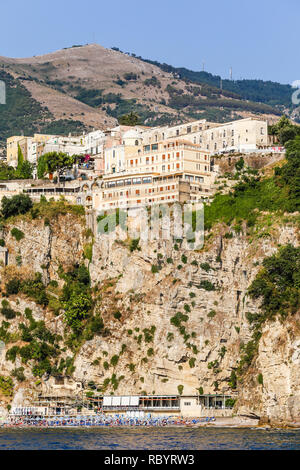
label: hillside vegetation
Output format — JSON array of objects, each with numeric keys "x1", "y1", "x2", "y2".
[{"x1": 0, "y1": 44, "x2": 286, "y2": 151}]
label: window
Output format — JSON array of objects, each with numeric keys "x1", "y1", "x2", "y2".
[
  {"x1": 142, "y1": 177, "x2": 152, "y2": 184},
  {"x1": 132, "y1": 178, "x2": 141, "y2": 185},
  {"x1": 184, "y1": 402, "x2": 191, "y2": 406}
]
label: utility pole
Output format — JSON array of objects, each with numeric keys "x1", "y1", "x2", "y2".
[{"x1": 230, "y1": 67, "x2": 233, "y2": 81}]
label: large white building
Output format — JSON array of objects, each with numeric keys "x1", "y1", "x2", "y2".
[{"x1": 139, "y1": 117, "x2": 268, "y2": 154}]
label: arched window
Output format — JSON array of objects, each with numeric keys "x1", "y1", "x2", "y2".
[{"x1": 135, "y1": 140, "x2": 139, "y2": 146}]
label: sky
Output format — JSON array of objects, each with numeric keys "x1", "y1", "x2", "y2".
[{"x1": 0, "y1": 0, "x2": 299, "y2": 85}]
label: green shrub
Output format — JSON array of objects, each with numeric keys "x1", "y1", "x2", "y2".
[
  {"x1": 167, "y1": 332, "x2": 174, "y2": 341},
  {"x1": 83, "y1": 243, "x2": 93, "y2": 262},
  {"x1": 21, "y1": 272, "x2": 49, "y2": 306},
  {"x1": 147, "y1": 348, "x2": 154, "y2": 357},
  {"x1": 89, "y1": 315, "x2": 104, "y2": 334},
  {"x1": 228, "y1": 370, "x2": 237, "y2": 389},
  {"x1": 200, "y1": 262, "x2": 211, "y2": 272},
  {"x1": 219, "y1": 346, "x2": 226, "y2": 358},
  {"x1": 177, "y1": 384, "x2": 184, "y2": 395},
  {"x1": 0, "y1": 239, "x2": 5, "y2": 247},
  {"x1": 151, "y1": 265, "x2": 159, "y2": 274},
  {"x1": 207, "y1": 309, "x2": 217, "y2": 318},
  {"x1": 5, "y1": 278, "x2": 21, "y2": 295},
  {"x1": 1, "y1": 194, "x2": 33, "y2": 219},
  {"x1": 6, "y1": 346, "x2": 20, "y2": 362},
  {"x1": 0, "y1": 375, "x2": 14, "y2": 396},
  {"x1": 170, "y1": 312, "x2": 188, "y2": 328},
  {"x1": 189, "y1": 358, "x2": 196, "y2": 368},
  {"x1": 181, "y1": 254, "x2": 187, "y2": 264},
  {"x1": 11, "y1": 227, "x2": 24, "y2": 241},
  {"x1": 15, "y1": 255, "x2": 22, "y2": 266},
  {"x1": 110, "y1": 355, "x2": 119, "y2": 367},
  {"x1": 130, "y1": 238, "x2": 140, "y2": 252},
  {"x1": 199, "y1": 280, "x2": 216, "y2": 291},
  {"x1": 11, "y1": 367, "x2": 25, "y2": 382},
  {"x1": 258, "y1": 373, "x2": 263, "y2": 385},
  {"x1": 225, "y1": 398, "x2": 236, "y2": 408},
  {"x1": 113, "y1": 311, "x2": 122, "y2": 320},
  {"x1": 1, "y1": 300, "x2": 17, "y2": 319},
  {"x1": 224, "y1": 232, "x2": 233, "y2": 239}
]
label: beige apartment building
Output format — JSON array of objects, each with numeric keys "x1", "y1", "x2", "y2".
[
  {"x1": 6, "y1": 136, "x2": 27, "y2": 166},
  {"x1": 93, "y1": 139, "x2": 214, "y2": 211},
  {"x1": 6, "y1": 134, "x2": 54, "y2": 166},
  {"x1": 140, "y1": 117, "x2": 268, "y2": 154}
]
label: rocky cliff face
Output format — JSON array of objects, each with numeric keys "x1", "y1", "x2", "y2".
[{"x1": 0, "y1": 210, "x2": 299, "y2": 425}]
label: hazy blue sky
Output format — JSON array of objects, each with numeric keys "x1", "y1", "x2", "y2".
[{"x1": 0, "y1": 0, "x2": 299, "y2": 84}]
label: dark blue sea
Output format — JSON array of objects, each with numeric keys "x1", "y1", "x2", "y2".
[{"x1": 0, "y1": 427, "x2": 299, "y2": 450}]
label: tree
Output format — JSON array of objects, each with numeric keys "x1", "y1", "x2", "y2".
[
  {"x1": 276, "y1": 136, "x2": 300, "y2": 211},
  {"x1": 37, "y1": 154, "x2": 47, "y2": 179},
  {"x1": 1, "y1": 194, "x2": 33, "y2": 218},
  {"x1": 64, "y1": 292, "x2": 92, "y2": 333},
  {"x1": 269, "y1": 115, "x2": 300, "y2": 145},
  {"x1": 17, "y1": 145, "x2": 24, "y2": 168},
  {"x1": 15, "y1": 160, "x2": 33, "y2": 179},
  {"x1": 118, "y1": 112, "x2": 140, "y2": 126},
  {"x1": 39, "y1": 152, "x2": 75, "y2": 181},
  {"x1": 0, "y1": 162, "x2": 15, "y2": 180}
]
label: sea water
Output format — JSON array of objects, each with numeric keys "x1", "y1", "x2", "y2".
[{"x1": 0, "y1": 427, "x2": 299, "y2": 450}]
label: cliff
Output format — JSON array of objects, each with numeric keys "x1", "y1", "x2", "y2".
[{"x1": 0, "y1": 201, "x2": 298, "y2": 426}]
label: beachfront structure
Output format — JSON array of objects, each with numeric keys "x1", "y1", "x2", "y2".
[{"x1": 11, "y1": 394, "x2": 235, "y2": 419}]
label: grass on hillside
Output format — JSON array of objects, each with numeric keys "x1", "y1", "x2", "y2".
[{"x1": 204, "y1": 177, "x2": 289, "y2": 231}]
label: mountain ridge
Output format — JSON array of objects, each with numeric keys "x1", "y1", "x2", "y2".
[{"x1": 0, "y1": 44, "x2": 289, "y2": 153}]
